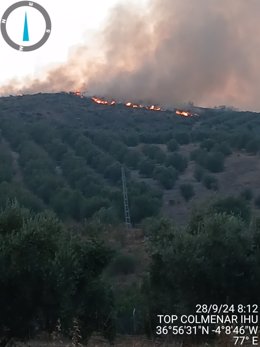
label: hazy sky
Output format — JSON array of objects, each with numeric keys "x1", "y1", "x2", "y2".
[
  {"x1": 1, "y1": 0, "x2": 260, "y2": 111},
  {"x1": 0, "y1": 0, "x2": 124, "y2": 84}
]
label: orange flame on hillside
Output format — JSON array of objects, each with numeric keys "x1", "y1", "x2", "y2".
[
  {"x1": 70, "y1": 92, "x2": 195, "y2": 117},
  {"x1": 148, "y1": 105, "x2": 161, "y2": 111},
  {"x1": 126, "y1": 102, "x2": 141, "y2": 108},
  {"x1": 125, "y1": 102, "x2": 162, "y2": 111},
  {"x1": 70, "y1": 90, "x2": 84, "y2": 98},
  {"x1": 91, "y1": 97, "x2": 162, "y2": 112},
  {"x1": 176, "y1": 110, "x2": 192, "y2": 117},
  {"x1": 91, "y1": 97, "x2": 116, "y2": 105}
]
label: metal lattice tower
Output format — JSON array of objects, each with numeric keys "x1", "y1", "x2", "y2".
[{"x1": 121, "y1": 166, "x2": 132, "y2": 229}]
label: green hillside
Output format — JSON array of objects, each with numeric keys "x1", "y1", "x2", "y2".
[
  {"x1": 1, "y1": 93, "x2": 260, "y2": 345},
  {"x1": 0, "y1": 93, "x2": 260, "y2": 225}
]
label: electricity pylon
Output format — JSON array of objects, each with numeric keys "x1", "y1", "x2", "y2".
[{"x1": 121, "y1": 166, "x2": 132, "y2": 229}]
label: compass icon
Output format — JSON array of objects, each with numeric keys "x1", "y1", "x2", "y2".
[{"x1": 1, "y1": 1, "x2": 51, "y2": 52}]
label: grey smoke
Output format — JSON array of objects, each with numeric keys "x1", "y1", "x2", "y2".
[{"x1": 1, "y1": 0, "x2": 260, "y2": 111}]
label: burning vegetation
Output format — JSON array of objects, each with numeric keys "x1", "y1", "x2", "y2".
[
  {"x1": 89, "y1": 95, "x2": 195, "y2": 117},
  {"x1": 12, "y1": 91, "x2": 197, "y2": 118},
  {"x1": 176, "y1": 110, "x2": 193, "y2": 117},
  {"x1": 91, "y1": 97, "x2": 162, "y2": 111},
  {"x1": 125, "y1": 102, "x2": 161, "y2": 111},
  {"x1": 70, "y1": 90, "x2": 84, "y2": 98},
  {"x1": 91, "y1": 96, "x2": 116, "y2": 106}
]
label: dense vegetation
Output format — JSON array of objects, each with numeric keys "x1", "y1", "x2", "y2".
[
  {"x1": 1, "y1": 94, "x2": 260, "y2": 344},
  {"x1": 1, "y1": 198, "x2": 260, "y2": 344},
  {"x1": 0, "y1": 94, "x2": 260, "y2": 226},
  {"x1": 145, "y1": 208, "x2": 260, "y2": 335},
  {"x1": 0, "y1": 202, "x2": 115, "y2": 342}
]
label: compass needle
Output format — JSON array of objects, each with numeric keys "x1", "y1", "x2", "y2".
[
  {"x1": 1, "y1": 1, "x2": 51, "y2": 51},
  {"x1": 23, "y1": 12, "x2": 29, "y2": 41}
]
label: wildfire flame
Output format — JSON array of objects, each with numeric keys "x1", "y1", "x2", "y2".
[
  {"x1": 176, "y1": 110, "x2": 192, "y2": 117},
  {"x1": 70, "y1": 90, "x2": 84, "y2": 98},
  {"x1": 91, "y1": 97, "x2": 116, "y2": 106},
  {"x1": 126, "y1": 102, "x2": 141, "y2": 108},
  {"x1": 125, "y1": 102, "x2": 162, "y2": 111},
  {"x1": 91, "y1": 97, "x2": 162, "y2": 112},
  {"x1": 148, "y1": 105, "x2": 161, "y2": 111},
  {"x1": 70, "y1": 92, "x2": 195, "y2": 117}
]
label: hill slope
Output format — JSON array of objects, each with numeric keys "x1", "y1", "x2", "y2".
[{"x1": 0, "y1": 93, "x2": 260, "y2": 225}]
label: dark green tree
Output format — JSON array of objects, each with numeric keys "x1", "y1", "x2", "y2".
[
  {"x1": 104, "y1": 162, "x2": 122, "y2": 183},
  {"x1": 180, "y1": 183, "x2": 195, "y2": 201},
  {"x1": 246, "y1": 139, "x2": 260, "y2": 155},
  {"x1": 175, "y1": 132, "x2": 190, "y2": 145},
  {"x1": 146, "y1": 212, "x2": 260, "y2": 334},
  {"x1": 200, "y1": 139, "x2": 215, "y2": 151},
  {"x1": 205, "y1": 152, "x2": 225, "y2": 173},
  {"x1": 139, "y1": 159, "x2": 156, "y2": 177},
  {"x1": 193, "y1": 166, "x2": 205, "y2": 182},
  {"x1": 211, "y1": 196, "x2": 251, "y2": 223},
  {"x1": 240, "y1": 188, "x2": 253, "y2": 201},
  {"x1": 153, "y1": 166, "x2": 178, "y2": 189},
  {"x1": 203, "y1": 174, "x2": 218, "y2": 190},
  {"x1": 0, "y1": 202, "x2": 115, "y2": 342},
  {"x1": 123, "y1": 150, "x2": 141, "y2": 169},
  {"x1": 167, "y1": 139, "x2": 179, "y2": 152},
  {"x1": 254, "y1": 195, "x2": 260, "y2": 208},
  {"x1": 166, "y1": 153, "x2": 188, "y2": 173}
]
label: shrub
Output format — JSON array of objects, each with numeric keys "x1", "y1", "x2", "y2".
[
  {"x1": 180, "y1": 183, "x2": 195, "y2": 201},
  {"x1": 104, "y1": 162, "x2": 122, "y2": 183},
  {"x1": 231, "y1": 131, "x2": 251, "y2": 150},
  {"x1": 240, "y1": 188, "x2": 253, "y2": 201},
  {"x1": 175, "y1": 132, "x2": 190, "y2": 145},
  {"x1": 194, "y1": 166, "x2": 205, "y2": 182},
  {"x1": 153, "y1": 149, "x2": 166, "y2": 164},
  {"x1": 213, "y1": 142, "x2": 232, "y2": 156},
  {"x1": 203, "y1": 174, "x2": 218, "y2": 190},
  {"x1": 212, "y1": 196, "x2": 251, "y2": 223},
  {"x1": 130, "y1": 194, "x2": 161, "y2": 223},
  {"x1": 254, "y1": 195, "x2": 260, "y2": 208},
  {"x1": 109, "y1": 253, "x2": 137, "y2": 276},
  {"x1": 0, "y1": 203, "x2": 115, "y2": 340},
  {"x1": 191, "y1": 131, "x2": 208, "y2": 142},
  {"x1": 124, "y1": 150, "x2": 141, "y2": 169},
  {"x1": 190, "y1": 149, "x2": 207, "y2": 166},
  {"x1": 124, "y1": 134, "x2": 139, "y2": 146},
  {"x1": 205, "y1": 152, "x2": 225, "y2": 173},
  {"x1": 139, "y1": 159, "x2": 155, "y2": 177},
  {"x1": 153, "y1": 166, "x2": 178, "y2": 189},
  {"x1": 200, "y1": 139, "x2": 215, "y2": 151},
  {"x1": 166, "y1": 153, "x2": 188, "y2": 173},
  {"x1": 141, "y1": 145, "x2": 166, "y2": 164},
  {"x1": 142, "y1": 144, "x2": 160, "y2": 160},
  {"x1": 167, "y1": 139, "x2": 179, "y2": 152},
  {"x1": 147, "y1": 212, "x2": 260, "y2": 320},
  {"x1": 246, "y1": 139, "x2": 260, "y2": 155}
]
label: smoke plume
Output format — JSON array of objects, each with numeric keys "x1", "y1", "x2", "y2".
[{"x1": 1, "y1": 0, "x2": 260, "y2": 110}]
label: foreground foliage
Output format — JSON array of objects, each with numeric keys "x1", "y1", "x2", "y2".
[
  {"x1": 0, "y1": 202, "x2": 115, "y2": 342},
  {"x1": 145, "y1": 209, "x2": 260, "y2": 334},
  {"x1": 0, "y1": 197, "x2": 260, "y2": 344}
]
